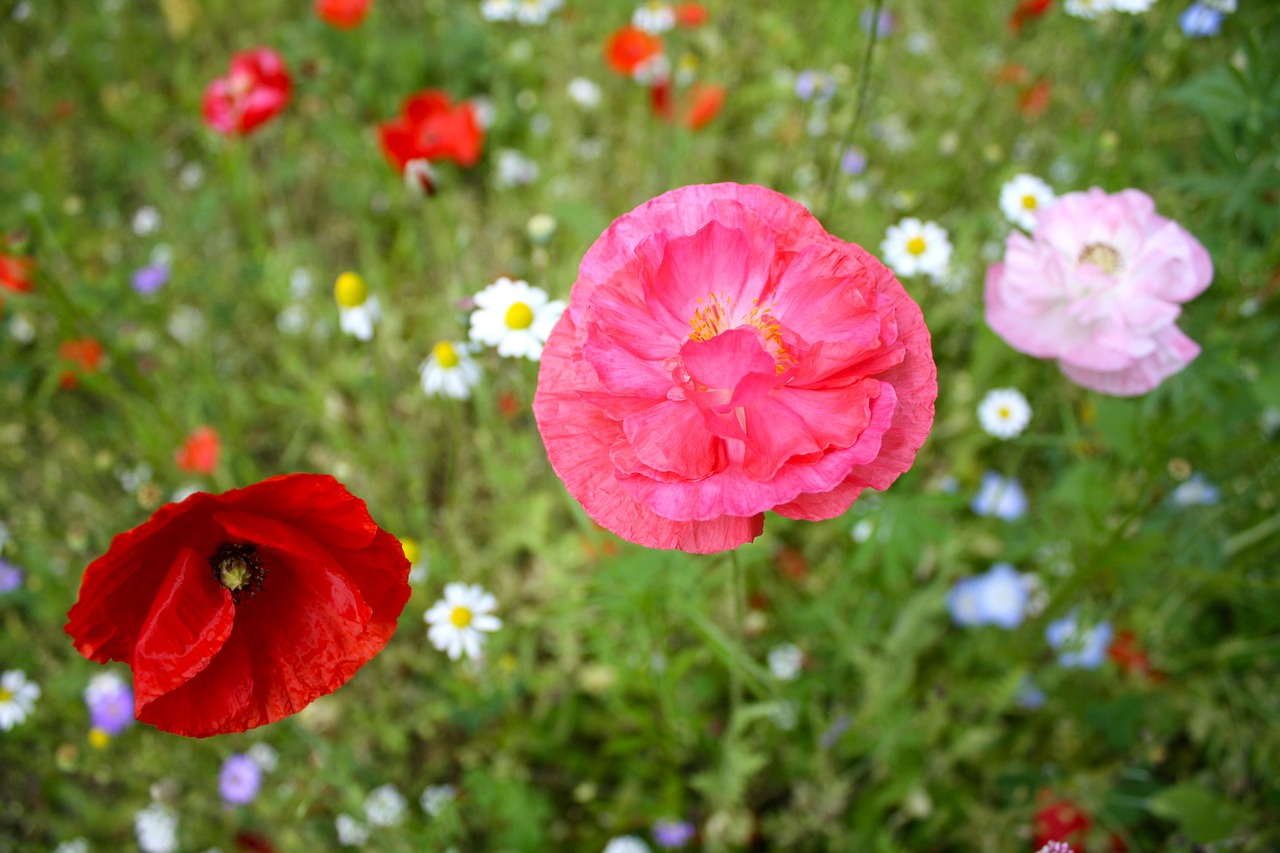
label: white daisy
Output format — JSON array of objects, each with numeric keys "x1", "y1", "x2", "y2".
[
  {"x1": 53, "y1": 839, "x2": 89, "y2": 853},
  {"x1": 425, "y1": 582, "x2": 502, "y2": 661},
  {"x1": 1064, "y1": 0, "x2": 1114, "y2": 17},
  {"x1": 480, "y1": 0, "x2": 516, "y2": 20},
  {"x1": 335, "y1": 814, "x2": 369, "y2": 847},
  {"x1": 567, "y1": 77, "x2": 602, "y2": 110},
  {"x1": 468, "y1": 277, "x2": 563, "y2": 361},
  {"x1": 881, "y1": 217, "x2": 952, "y2": 281},
  {"x1": 420, "y1": 784, "x2": 457, "y2": 817},
  {"x1": 420, "y1": 341, "x2": 481, "y2": 400},
  {"x1": 998, "y1": 173, "x2": 1056, "y2": 231},
  {"x1": 766, "y1": 644, "x2": 804, "y2": 681},
  {"x1": 334, "y1": 272, "x2": 380, "y2": 341},
  {"x1": 1111, "y1": 0, "x2": 1156, "y2": 11},
  {"x1": 515, "y1": 0, "x2": 561, "y2": 25},
  {"x1": 632, "y1": 2, "x2": 676, "y2": 33},
  {"x1": 364, "y1": 783, "x2": 407, "y2": 827},
  {"x1": 134, "y1": 803, "x2": 178, "y2": 853},
  {"x1": 494, "y1": 149, "x2": 539, "y2": 189},
  {"x1": 977, "y1": 388, "x2": 1032, "y2": 440},
  {"x1": 0, "y1": 669, "x2": 39, "y2": 731},
  {"x1": 603, "y1": 837, "x2": 651, "y2": 853}
]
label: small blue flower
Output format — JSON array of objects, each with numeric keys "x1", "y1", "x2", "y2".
[
  {"x1": 947, "y1": 575, "x2": 988, "y2": 627},
  {"x1": 794, "y1": 70, "x2": 836, "y2": 102},
  {"x1": 840, "y1": 147, "x2": 868, "y2": 177},
  {"x1": 1016, "y1": 676, "x2": 1046, "y2": 709},
  {"x1": 860, "y1": 8, "x2": 895, "y2": 37},
  {"x1": 947, "y1": 563, "x2": 1031, "y2": 629},
  {"x1": 652, "y1": 819, "x2": 696, "y2": 849},
  {"x1": 1046, "y1": 611, "x2": 1113, "y2": 669},
  {"x1": 1180, "y1": 3, "x2": 1224, "y2": 37},
  {"x1": 1170, "y1": 472, "x2": 1220, "y2": 507},
  {"x1": 219, "y1": 753, "x2": 262, "y2": 806},
  {"x1": 971, "y1": 472, "x2": 1027, "y2": 521}
]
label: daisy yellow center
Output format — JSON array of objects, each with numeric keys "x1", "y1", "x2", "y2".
[
  {"x1": 450, "y1": 606, "x2": 473, "y2": 628},
  {"x1": 433, "y1": 341, "x2": 460, "y2": 368},
  {"x1": 334, "y1": 272, "x2": 368, "y2": 308},
  {"x1": 89, "y1": 727, "x2": 111, "y2": 749},
  {"x1": 906, "y1": 236, "x2": 927, "y2": 256},
  {"x1": 505, "y1": 302, "x2": 535, "y2": 330},
  {"x1": 400, "y1": 537, "x2": 421, "y2": 565},
  {"x1": 689, "y1": 293, "x2": 793, "y2": 374},
  {"x1": 0, "y1": 688, "x2": 11, "y2": 703},
  {"x1": 1078, "y1": 242, "x2": 1124, "y2": 276},
  {"x1": 998, "y1": 406, "x2": 1011, "y2": 419},
  {"x1": 1021, "y1": 194, "x2": 1038, "y2": 210}
]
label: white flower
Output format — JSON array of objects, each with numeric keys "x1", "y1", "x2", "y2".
[
  {"x1": 494, "y1": 149, "x2": 539, "y2": 189},
  {"x1": 480, "y1": 0, "x2": 516, "y2": 20},
  {"x1": 404, "y1": 158, "x2": 438, "y2": 196},
  {"x1": 632, "y1": 2, "x2": 676, "y2": 33},
  {"x1": 567, "y1": 77, "x2": 602, "y2": 109},
  {"x1": 364, "y1": 783, "x2": 407, "y2": 827},
  {"x1": 468, "y1": 277, "x2": 563, "y2": 361},
  {"x1": 131, "y1": 206, "x2": 161, "y2": 236},
  {"x1": 0, "y1": 669, "x2": 39, "y2": 730},
  {"x1": 339, "y1": 296, "x2": 380, "y2": 341},
  {"x1": 53, "y1": 839, "x2": 90, "y2": 853},
  {"x1": 977, "y1": 388, "x2": 1032, "y2": 440},
  {"x1": 420, "y1": 341, "x2": 481, "y2": 400},
  {"x1": 881, "y1": 217, "x2": 952, "y2": 281},
  {"x1": 1111, "y1": 0, "x2": 1156, "y2": 11},
  {"x1": 335, "y1": 814, "x2": 369, "y2": 847},
  {"x1": 425, "y1": 582, "x2": 502, "y2": 660},
  {"x1": 766, "y1": 644, "x2": 804, "y2": 681},
  {"x1": 420, "y1": 784, "x2": 457, "y2": 817},
  {"x1": 516, "y1": 0, "x2": 562, "y2": 25},
  {"x1": 248, "y1": 742, "x2": 278, "y2": 772},
  {"x1": 603, "y1": 836, "x2": 651, "y2": 853},
  {"x1": 1201, "y1": 0, "x2": 1235, "y2": 10},
  {"x1": 1065, "y1": 0, "x2": 1114, "y2": 17},
  {"x1": 134, "y1": 803, "x2": 178, "y2": 853},
  {"x1": 998, "y1": 174, "x2": 1056, "y2": 231}
]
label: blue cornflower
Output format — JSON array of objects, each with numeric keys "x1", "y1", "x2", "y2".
[
  {"x1": 652, "y1": 819, "x2": 696, "y2": 849},
  {"x1": 947, "y1": 563, "x2": 1032, "y2": 629},
  {"x1": 1046, "y1": 611, "x2": 1113, "y2": 669},
  {"x1": 219, "y1": 753, "x2": 262, "y2": 806},
  {"x1": 971, "y1": 472, "x2": 1028, "y2": 521},
  {"x1": 131, "y1": 263, "x2": 170, "y2": 296},
  {"x1": 1179, "y1": 3, "x2": 1224, "y2": 37}
]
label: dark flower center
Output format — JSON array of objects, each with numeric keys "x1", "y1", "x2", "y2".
[
  {"x1": 1077, "y1": 242, "x2": 1124, "y2": 276},
  {"x1": 209, "y1": 542, "x2": 266, "y2": 602}
]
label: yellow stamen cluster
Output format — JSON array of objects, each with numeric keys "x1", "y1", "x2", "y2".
[
  {"x1": 1078, "y1": 242, "x2": 1124, "y2": 276},
  {"x1": 505, "y1": 302, "x2": 535, "y2": 330},
  {"x1": 432, "y1": 341, "x2": 460, "y2": 369},
  {"x1": 906, "y1": 237, "x2": 927, "y2": 256},
  {"x1": 450, "y1": 606, "x2": 473, "y2": 628},
  {"x1": 0, "y1": 688, "x2": 11, "y2": 703},
  {"x1": 688, "y1": 293, "x2": 793, "y2": 375},
  {"x1": 334, "y1": 271, "x2": 368, "y2": 308}
]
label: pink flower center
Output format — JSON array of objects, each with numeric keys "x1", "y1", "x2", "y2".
[
  {"x1": 1077, "y1": 242, "x2": 1123, "y2": 276},
  {"x1": 687, "y1": 293, "x2": 793, "y2": 374}
]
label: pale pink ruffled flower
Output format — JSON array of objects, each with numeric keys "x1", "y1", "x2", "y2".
[
  {"x1": 984, "y1": 188, "x2": 1212, "y2": 396},
  {"x1": 533, "y1": 183, "x2": 937, "y2": 553}
]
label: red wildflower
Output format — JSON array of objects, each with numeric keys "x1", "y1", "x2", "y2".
[
  {"x1": 995, "y1": 63, "x2": 1031, "y2": 86},
  {"x1": 58, "y1": 338, "x2": 104, "y2": 389},
  {"x1": 202, "y1": 48, "x2": 292, "y2": 136},
  {"x1": 1019, "y1": 78, "x2": 1052, "y2": 119},
  {"x1": 378, "y1": 91, "x2": 484, "y2": 177},
  {"x1": 674, "y1": 3, "x2": 709, "y2": 27},
  {"x1": 1034, "y1": 799, "x2": 1090, "y2": 850},
  {"x1": 1108, "y1": 629, "x2": 1164, "y2": 682},
  {"x1": 0, "y1": 253, "x2": 34, "y2": 294},
  {"x1": 684, "y1": 83, "x2": 725, "y2": 130},
  {"x1": 605, "y1": 25, "x2": 664, "y2": 77},
  {"x1": 1009, "y1": 0, "x2": 1053, "y2": 34},
  {"x1": 649, "y1": 79, "x2": 675, "y2": 121},
  {"x1": 175, "y1": 426, "x2": 222, "y2": 475},
  {"x1": 315, "y1": 0, "x2": 371, "y2": 28},
  {"x1": 65, "y1": 474, "x2": 410, "y2": 737}
]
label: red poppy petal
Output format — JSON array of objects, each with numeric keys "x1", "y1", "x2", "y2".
[
  {"x1": 326, "y1": 528, "x2": 412, "y2": 625},
  {"x1": 217, "y1": 473, "x2": 379, "y2": 552},
  {"x1": 133, "y1": 548, "x2": 235, "y2": 714}
]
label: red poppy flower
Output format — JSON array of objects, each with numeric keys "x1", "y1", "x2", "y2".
[
  {"x1": 1108, "y1": 629, "x2": 1164, "y2": 682},
  {"x1": 0, "y1": 254, "x2": 34, "y2": 294},
  {"x1": 378, "y1": 90, "x2": 484, "y2": 176},
  {"x1": 683, "y1": 83, "x2": 725, "y2": 130},
  {"x1": 58, "y1": 338, "x2": 104, "y2": 389},
  {"x1": 1019, "y1": 78, "x2": 1051, "y2": 119},
  {"x1": 65, "y1": 474, "x2": 410, "y2": 737},
  {"x1": 1034, "y1": 799, "x2": 1091, "y2": 850},
  {"x1": 315, "y1": 0, "x2": 371, "y2": 28},
  {"x1": 674, "y1": 3, "x2": 709, "y2": 27},
  {"x1": 606, "y1": 25, "x2": 664, "y2": 77},
  {"x1": 1009, "y1": 0, "x2": 1053, "y2": 34},
  {"x1": 202, "y1": 48, "x2": 292, "y2": 136},
  {"x1": 176, "y1": 426, "x2": 222, "y2": 475}
]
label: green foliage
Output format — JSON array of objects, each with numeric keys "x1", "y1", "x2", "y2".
[{"x1": 0, "y1": 1, "x2": 1278, "y2": 852}]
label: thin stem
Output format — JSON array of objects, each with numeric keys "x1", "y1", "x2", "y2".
[
  {"x1": 821, "y1": 0, "x2": 887, "y2": 222},
  {"x1": 728, "y1": 547, "x2": 746, "y2": 720}
]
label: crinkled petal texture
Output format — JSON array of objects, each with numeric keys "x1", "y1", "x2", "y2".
[
  {"x1": 984, "y1": 187, "x2": 1212, "y2": 396},
  {"x1": 65, "y1": 474, "x2": 410, "y2": 737},
  {"x1": 201, "y1": 48, "x2": 292, "y2": 136},
  {"x1": 533, "y1": 183, "x2": 937, "y2": 553}
]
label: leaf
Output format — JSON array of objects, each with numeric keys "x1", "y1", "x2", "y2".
[
  {"x1": 1166, "y1": 66, "x2": 1250, "y2": 130},
  {"x1": 1147, "y1": 783, "x2": 1251, "y2": 843}
]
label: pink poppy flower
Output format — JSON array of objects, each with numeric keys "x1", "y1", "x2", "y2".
[
  {"x1": 533, "y1": 183, "x2": 937, "y2": 553},
  {"x1": 985, "y1": 188, "x2": 1212, "y2": 396},
  {"x1": 202, "y1": 48, "x2": 292, "y2": 136}
]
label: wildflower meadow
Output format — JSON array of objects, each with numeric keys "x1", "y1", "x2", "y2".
[{"x1": 2, "y1": 0, "x2": 1278, "y2": 850}]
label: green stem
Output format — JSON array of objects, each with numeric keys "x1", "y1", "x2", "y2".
[
  {"x1": 728, "y1": 547, "x2": 746, "y2": 719},
  {"x1": 821, "y1": 0, "x2": 887, "y2": 222}
]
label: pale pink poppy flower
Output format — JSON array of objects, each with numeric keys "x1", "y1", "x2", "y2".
[
  {"x1": 533, "y1": 183, "x2": 937, "y2": 553},
  {"x1": 985, "y1": 188, "x2": 1212, "y2": 396}
]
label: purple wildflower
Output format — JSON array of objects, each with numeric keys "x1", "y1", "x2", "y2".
[
  {"x1": 84, "y1": 672, "x2": 134, "y2": 736},
  {"x1": 652, "y1": 819, "x2": 696, "y2": 849},
  {"x1": 859, "y1": 8, "x2": 895, "y2": 37},
  {"x1": 131, "y1": 263, "x2": 170, "y2": 295},
  {"x1": 219, "y1": 753, "x2": 263, "y2": 806},
  {"x1": 0, "y1": 559, "x2": 23, "y2": 593},
  {"x1": 840, "y1": 147, "x2": 868, "y2": 176}
]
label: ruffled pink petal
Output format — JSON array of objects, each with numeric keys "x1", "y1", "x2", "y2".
[
  {"x1": 621, "y1": 400, "x2": 727, "y2": 479},
  {"x1": 740, "y1": 381, "x2": 876, "y2": 480},
  {"x1": 1059, "y1": 324, "x2": 1200, "y2": 396}
]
